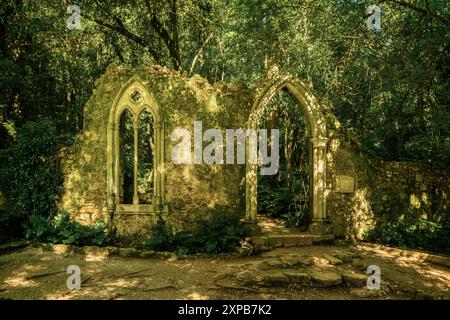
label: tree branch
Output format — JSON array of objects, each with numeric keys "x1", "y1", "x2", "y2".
[
  {"x1": 169, "y1": 0, "x2": 181, "y2": 70},
  {"x1": 85, "y1": 15, "x2": 163, "y2": 65},
  {"x1": 380, "y1": 0, "x2": 450, "y2": 27},
  {"x1": 189, "y1": 33, "x2": 213, "y2": 75},
  {"x1": 144, "y1": 0, "x2": 181, "y2": 70}
]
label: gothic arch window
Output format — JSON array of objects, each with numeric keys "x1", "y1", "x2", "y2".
[{"x1": 107, "y1": 78, "x2": 165, "y2": 215}]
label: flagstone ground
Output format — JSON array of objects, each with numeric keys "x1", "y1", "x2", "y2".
[{"x1": 0, "y1": 244, "x2": 448, "y2": 300}]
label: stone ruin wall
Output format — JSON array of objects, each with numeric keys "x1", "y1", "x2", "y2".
[
  {"x1": 326, "y1": 132, "x2": 449, "y2": 240},
  {"x1": 59, "y1": 67, "x2": 449, "y2": 240},
  {"x1": 60, "y1": 67, "x2": 252, "y2": 238}
]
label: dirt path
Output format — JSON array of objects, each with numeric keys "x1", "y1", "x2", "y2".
[{"x1": 0, "y1": 244, "x2": 448, "y2": 300}]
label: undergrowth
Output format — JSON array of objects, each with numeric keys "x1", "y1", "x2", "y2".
[{"x1": 146, "y1": 214, "x2": 249, "y2": 256}]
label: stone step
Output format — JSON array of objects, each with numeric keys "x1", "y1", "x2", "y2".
[
  {"x1": 213, "y1": 249, "x2": 368, "y2": 290},
  {"x1": 250, "y1": 234, "x2": 335, "y2": 249},
  {"x1": 215, "y1": 267, "x2": 367, "y2": 289}
]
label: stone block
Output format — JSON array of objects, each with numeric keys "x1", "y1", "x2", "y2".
[
  {"x1": 235, "y1": 270, "x2": 257, "y2": 285},
  {"x1": 284, "y1": 271, "x2": 311, "y2": 284},
  {"x1": 296, "y1": 255, "x2": 315, "y2": 266},
  {"x1": 280, "y1": 257, "x2": 301, "y2": 267},
  {"x1": 426, "y1": 255, "x2": 450, "y2": 268},
  {"x1": 323, "y1": 254, "x2": 344, "y2": 265},
  {"x1": 83, "y1": 246, "x2": 109, "y2": 257},
  {"x1": 118, "y1": 248, "x2": 139, "y2": 257},
  {"x1": 309, "y1": 222, "x2": 332, "y2": 236},
  {"x1": 342, "y1": 271, "x2": 367, "y2": 287},
  {"x1": 251, "y1": 236, "x2": 268, "y2": 247},
  {"x1": 332, "y1": 250, "x2": 357, "y2": 263},
  {"x1": 254, "y1": 258, "x2": 287, "y2": 270},
  {"x1": 265, "y1": 258, "x2": 287, "y2": 269},
  {"x1": 0, "y1": 241, "x2": 30, "y2": 254},
  {"x1": 268, "y1": 235, "x2": 284, "y2": 247},
  {"x1": 297, "y1": 235, "x2": 314, "y2": 246},
  {"x1": 105, "y1": 246, "x2": 119, "y2": 255},
  {"x1": 311, "y1": 234, "x2": 335, "y2": 244},
  {"x1": 215, "y1": 279, "x2": 245, "y2": 290},
  {"x1": 140, "y1": 250, "x2": 157, "y2": 258},
  {"x1": 52, "y1": 244, "x2": 75, "y2": 256},
  {"x1": 283, "y1": 235, "x2": 299, "y2": 247},
  {"x1": 309, "y1": 269, "x2": 342, "y2": 287},
  {"x1": 259, "y1": 271, "x2": 290, "y2": 286}
]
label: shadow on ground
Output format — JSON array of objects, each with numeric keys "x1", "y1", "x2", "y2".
[{"x1": 0, "y1": 244, "x2": 448, "y2": 300}]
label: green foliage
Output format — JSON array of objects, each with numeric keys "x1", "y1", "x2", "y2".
[
  {"x1": 257, "y1": 183, "x2": 291, "y2": 218},
  {"x1": 282, "y1": 196, "x2": 309, "y2": 231},
  {"x1": 24, "y1": 212, "x2": 111, "y2": 246},
  {"x1": 364, "y1": 219, "x2": 450, "y2": 254},
  {"x1": 258, "y1": 176, "x2": 310, "y2": 231},
  {"x1": 146, "y1": 214, "x2": 249, "y2": 255},
  {"x1": 2, "y1": 0, "x2": 449, "y2": 165},
  {"x1": 0, "y1": 119, "x2": 72, "y2": 239},
  {"x1": 0, "y1": 210, "x2": 23, "y2": 243}
]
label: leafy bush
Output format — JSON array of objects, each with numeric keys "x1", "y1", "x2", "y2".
[
  {"x1": 146, "y1": 214, "x2": 249, "y2": 255},
  {"x1": 364, "y1": 219, "x2": 450, "y2": 254},
  {"x1": 24, "y1": 212, "x2": 111, "y2": 246},
  {"x1": 0, "y1": 119, "x2": 72, "y2": 240}
]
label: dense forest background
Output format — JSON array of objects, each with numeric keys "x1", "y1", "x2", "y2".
[
  {"x1": 1, "y1": 0, "x2": 449, "y2": 162},
  {"x1": 0, "y1": 0, "x2": 449, "y2": 244}
]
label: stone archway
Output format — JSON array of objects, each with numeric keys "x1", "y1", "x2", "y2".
[
  {"x1": 245, "y1": 75, "x2": 330, "y2": 235},
  {"x1": 106, "y1": 76, "x2": 166, "y2": 220}
]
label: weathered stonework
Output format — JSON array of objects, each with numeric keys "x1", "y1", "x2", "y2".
[
  {"x1": 60, "y1": 66, "x2": 252, "y2": 238},
  {"x1": 59, "y1": 66, "x2": 449, "y2": 241},
  {"x1": 326, "y1": 135, "x2": 450, "y2": 240}
]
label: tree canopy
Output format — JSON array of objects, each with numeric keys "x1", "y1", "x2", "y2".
[{"x1": 1, "y1": 0, "x2": 449, "y2": 163}]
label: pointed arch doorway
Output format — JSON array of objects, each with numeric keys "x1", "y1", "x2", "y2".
[{"x1": 245, "y1": 75, "x2": 330, "y2": 235}]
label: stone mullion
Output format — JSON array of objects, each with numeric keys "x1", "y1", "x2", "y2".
[
  {"x1": 133, "y1": 119, "x2": 139, "y2": 205},
  {"x1": 153, "y1": 121, "x2": 161, "y2": 207},
  {"x1": 158, "y1": 121, "x2": 165, "y2": 207},
  {"x1": 245, "y1": 127, "x2": 254, "y2": 222},
  {"x1": 114, "y1": 123, "x2": 121, "y2": 205}
]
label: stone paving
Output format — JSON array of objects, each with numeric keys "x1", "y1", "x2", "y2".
[
  {"x1": 214, "y1": 248, "x2": 367, "y2": 289},
  {"x1": 1, "y1": 243, "x2": 448, "y2": 299}
]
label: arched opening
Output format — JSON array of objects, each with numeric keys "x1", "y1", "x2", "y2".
[
  {"x1": 137, "y1": 108, "x2": 155, "y2": 204},
  {"x1": 119, "y1": 109, "x2": 135, "y2": 204},
  {"x1": 257, "y1": 89, "x2": 311, "y2": 233},
  {"x1": 245, "y1": 75, "x2": 330, "y2": 235}
]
